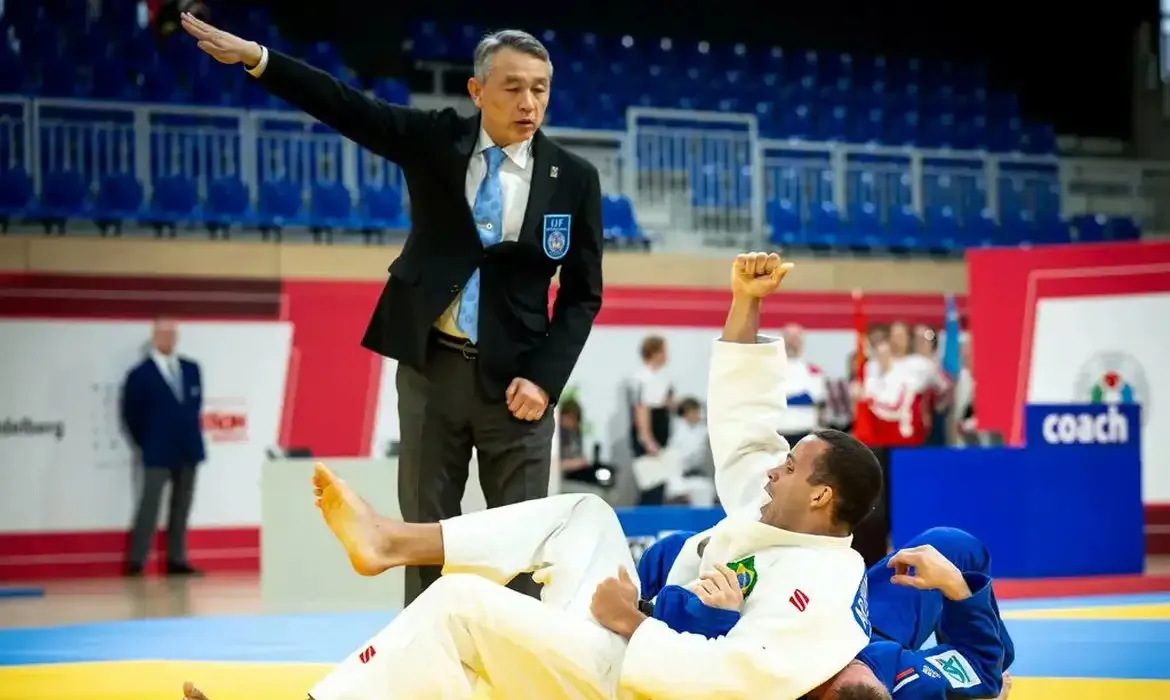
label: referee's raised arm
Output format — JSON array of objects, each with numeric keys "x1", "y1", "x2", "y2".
[{"x1": 180, "y1": 11, "x2": 440, "y2": 166}]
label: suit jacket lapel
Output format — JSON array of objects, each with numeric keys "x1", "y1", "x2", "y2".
[
  {"x1": 454, "y1": 115, "x2": 479, "y2": 172},
  {"x1": 520, "y1": 130, "x2": 558, "y2": 246},
  {"x1": 451, "y1": 115, "x2": 484, "y2": 248},
  {"x1": 150, "y1": 359, "x2": 182, "y2": 403}
]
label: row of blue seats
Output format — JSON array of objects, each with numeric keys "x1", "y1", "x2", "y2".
[
  {"x1": 410, "y1": 21, "x2": 988, "y2": 89},
  {"x1": 0, "y1": 170, "x2": 406, "y2": 234},
  {"x1": 0, "y1": 170, "x2": 646, "y2": 244},
  {"x1": 1, "y1": 5, "x2": 1047, "y2": 153},
  {"x1": 767, "y1": 201, "x2": 1140, "y2": 253}
]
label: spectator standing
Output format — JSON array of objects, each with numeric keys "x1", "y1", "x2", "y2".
[
  {"x1": 912, "y1": 325, "x2": 953, "y2": 446},
  {"x1": 777, "y1": 323, "x2": 828, "y2": 446},
  {"x1": 954, "y1": 339, "x2": 978, "y2": 444},
  {"x1": 121, "y1": 319, "x2": 205, "y2": 577},
  {"x1": 628, "y1": 335, "x2": 674, "y2": 504}
]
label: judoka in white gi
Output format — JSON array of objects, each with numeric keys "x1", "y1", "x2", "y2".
[{"x1": 183, "y1": 252, "x2": 884, "y2": 700}]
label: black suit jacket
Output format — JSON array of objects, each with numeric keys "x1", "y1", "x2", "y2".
[{"x1": 256, "y1": 50, "x2": 604, "y2": 402}]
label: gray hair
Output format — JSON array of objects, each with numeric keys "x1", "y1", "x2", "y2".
[{"x1": 472, "y1": 30, "x2": 553, "y2": 83}]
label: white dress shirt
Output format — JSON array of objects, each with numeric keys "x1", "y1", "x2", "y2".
[
  {"x1": 152, "y1": 350, "x2": 183, "y2": 400},
  {"x1": 247, "y1": 48, "x2": 533, "y2": 339},
  {"x1": 434, "y1": 129, "x2": 533, "y2": 337}
]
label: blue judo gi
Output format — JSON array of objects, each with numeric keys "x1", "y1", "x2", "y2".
[{"x1": 636, "y1": 526, "x2": 1014, "y2": 698}]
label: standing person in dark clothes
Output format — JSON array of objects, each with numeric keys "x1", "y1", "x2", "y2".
[{"x1": 182, "y1": 15, "x2": 604, "y2": 604}]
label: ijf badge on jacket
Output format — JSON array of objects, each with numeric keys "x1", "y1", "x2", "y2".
[{"x1": 542, "y1": 214, "x2": 571, "y2": 260}]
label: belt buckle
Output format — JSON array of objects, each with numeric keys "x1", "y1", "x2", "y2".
[{"x1": 459, "y1": 340, "x2": 474, "y2": 360}]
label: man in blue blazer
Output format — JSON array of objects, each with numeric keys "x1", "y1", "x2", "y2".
[{"x1": 121, "y1": 319, "x2": 206, "y2": 576}]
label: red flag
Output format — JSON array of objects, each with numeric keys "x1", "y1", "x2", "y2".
[{"x1": 851, "y1": 290, "x2": 876, "y2": 444}]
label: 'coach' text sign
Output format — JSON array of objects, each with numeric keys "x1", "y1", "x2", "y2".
[{"x1": 1024, "y1": 403, "x2": 1142, "y2": 447}]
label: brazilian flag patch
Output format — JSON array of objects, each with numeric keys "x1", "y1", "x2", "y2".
[{"x1": 727, "y1": 555, "x2": 759, "y2": 599}]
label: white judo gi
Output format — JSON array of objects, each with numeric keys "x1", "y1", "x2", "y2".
[{"x1": 309, "y1": 338, "x2": 871, "y2": 700}]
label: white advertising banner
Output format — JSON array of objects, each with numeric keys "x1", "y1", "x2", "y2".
[
  {"x1": 1028, "y1": 292, "x2": 1170, "y2": 501},
  {"x1": 0, "y1": 320, "x2": 292, "y2": 532}
]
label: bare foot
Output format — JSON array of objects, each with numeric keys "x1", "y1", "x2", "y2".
[
  {"x1": 312, "y1": 462, "x2": 399, "y2": 576},
  {"x1": 183, "y1": 681, "x2": 209, "y2": 699}
]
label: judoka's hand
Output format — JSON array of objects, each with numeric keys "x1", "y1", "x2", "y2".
[
  {"x1": 506, "y1": 377, "x2": 548, "y2": 421},
  {"x1": 996, "y1": 672, "x2": 1013, "y2": 699},
  {"x1": 591, "y1": 567, "x2": 646, "y2": 638},
  {"x1": 888, "y1": 544, "x2": 970, "y2": 601},
  {"x1": 180, "y1": 13, "x2": 263, "y2": 68},
  {"x1": 730, "y1": 252, "x2": 794, "y2": 299},
  {"x1": 687, "y1": 563, "x2": 743, "y2": 611}
]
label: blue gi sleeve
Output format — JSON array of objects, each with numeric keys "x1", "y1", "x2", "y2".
[
  {"x1": 892, "y1": 573, "x2": 1006, "y2": 698},
  {"x1": 636, "y1": 531, "x2": 739, "y2": 640},
  {"x1": 652, "y1": 585, "x2": 740, "y2": 639},
  {"x1": 637, "y1": 531, "x2": 695, "y2": 601}
]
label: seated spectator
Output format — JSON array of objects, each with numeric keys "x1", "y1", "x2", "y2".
[
  {"x1": 558, "y1": 398, "x2": 615, "y2": 491},
  {"x1": 663, "y1": 397, "x2": 715, "y2": 506}
]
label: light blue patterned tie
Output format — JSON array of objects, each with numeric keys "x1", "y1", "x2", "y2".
[{"x1": 457, "y1": 146, "x2": 506, "y2": 343}]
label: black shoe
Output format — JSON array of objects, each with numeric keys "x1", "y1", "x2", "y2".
[
  {"x1": 166, "y1": 562, "x2": 203, "y2": 576},
  {"x1": 124, "y1": 564, "x2": 144, "y2": 577}
]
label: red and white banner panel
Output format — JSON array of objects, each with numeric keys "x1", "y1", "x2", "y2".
[{"x1": 0, "y1": 274, "x2": 956, "y2": 578}]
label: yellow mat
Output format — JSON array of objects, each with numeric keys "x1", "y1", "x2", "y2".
[
  {"x1": 1, "y1": 661, "x2": 1168, "y2": 700},
  {"x1": 1003, "y1": 603, "x2": 1170, "y2": 620}
]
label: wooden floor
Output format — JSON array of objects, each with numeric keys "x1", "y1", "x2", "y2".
[
  {"x1": 1, "y1": 575, "x2": 262, "y2": 629},
  {"x1": 3, "y1": 556, "x2": 1169, "y2": 630}
]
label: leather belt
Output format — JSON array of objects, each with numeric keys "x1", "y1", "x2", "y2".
[{"x1": 432, "y1": 331, "x2": 478, "y2": 359}]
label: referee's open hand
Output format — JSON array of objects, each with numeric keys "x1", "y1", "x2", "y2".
[
  {"x1": 506, "y1": 377, "x2": 548, "y2": 421},
  {"x1": 180, "y1": 12, "x2": 263, "y2": 68}
]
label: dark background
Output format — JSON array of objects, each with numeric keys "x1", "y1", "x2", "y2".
[{"x1": 245, "y1": 0, "x2": 1155, "y2": 140}]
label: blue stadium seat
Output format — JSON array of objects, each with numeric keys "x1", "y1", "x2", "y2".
[
  {"x1": 1070, "y1": 214, "x2": 1141, "y2": 244},
  {"x1": 0, "y1": 49, "x2": 25, "y2": 93},
  {"x1": 1069, "y1": 214, "x2": 1106, "y2": 243},
  {"x1": 767, "y1": 199, "x2": 801, "y2": 247},
  {"x1": 601, "y1": 194, "x2": 646, "y2": 247},
  {"x1": 0, "y1": 169, "x2": 35, "y2": 231},
  {"x1": 844, "y1": 201, "x2": 883, "y2": 250},
  {"x1": 960, "y1": 209, "x2": 1000, "y2": 248},
  {"x1": 888, "y1": 204, "x2": 923, "y2": 249},
  {"x1": 1105, "y1": 216, "x2": 1141, "y2": 241},
  {"x1": 204, "y1": 177, "x2": 256, "y2": 234},
  {"x1": 801, "y1": 201, "x2": 841, "y2": 248},
  {"x1": 358, "y1": 185, "x2": 407, "y2": 231},
  {"x1": 922, "y1": 206, "x2": 962, "y2": 254},
  {"x1": 256, "y1": 180, "x2": 307, "y2": 237},
  {"x1": 146, "y1": 175, "x2": 200, "y2": 233},
  {"x1": 372, "y1": 79, "x2": 411, "y2": 105},
  {"x1": 39, "y1": 57, "x2": 76, "y2": 97},
  {"x1": 93, "y1": 174, "x2": 145, "y2": 233},
  {"x1": 38, "y1": 171, "x2": 91, "y2": 230},
  {"x1": 309, "y1": 181, "x2": 358, "y2": 236}
]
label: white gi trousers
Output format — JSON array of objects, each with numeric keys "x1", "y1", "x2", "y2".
[{"x1": 308, "y1": 493, "x2": 641, "y2": 700}]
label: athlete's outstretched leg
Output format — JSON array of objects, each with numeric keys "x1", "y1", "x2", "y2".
[{"x1": 313, "y1": 462, "x2": 639, "y2": 616}]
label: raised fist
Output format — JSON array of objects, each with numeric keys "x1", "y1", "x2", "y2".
[{"x1": 730, "y1": 252, "x2": 793, "y2": 299}]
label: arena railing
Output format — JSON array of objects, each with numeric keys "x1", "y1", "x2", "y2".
[{"x1": 1, "y1": 96, "x2": 1167, "y2": 242}]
